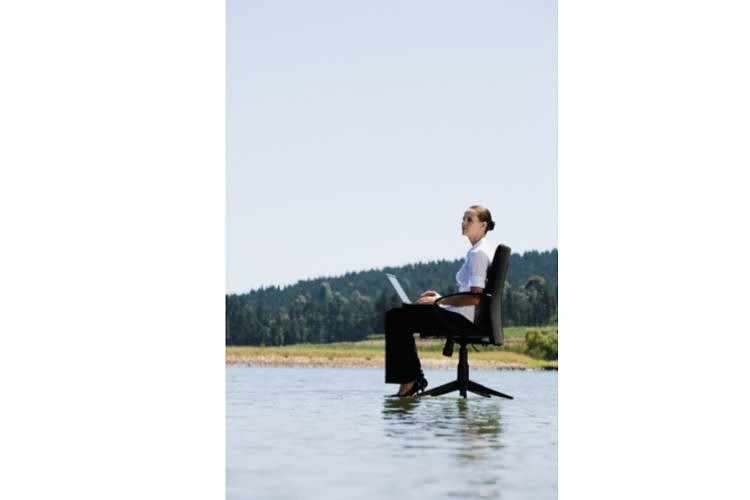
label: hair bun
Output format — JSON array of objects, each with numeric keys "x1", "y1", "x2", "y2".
[{"x1": 488, "y1": 220, "x2": 495, "y2": 231}]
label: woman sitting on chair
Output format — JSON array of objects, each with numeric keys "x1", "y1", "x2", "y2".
[{"x1": 385, "y1": 204, "x2": 496, "y2": 397}]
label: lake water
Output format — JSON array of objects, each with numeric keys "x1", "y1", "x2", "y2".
[{"x1": 226, "y1": 366, "x2": 557, "y2": 499}]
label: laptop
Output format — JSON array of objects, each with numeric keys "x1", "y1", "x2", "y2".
[{"x1": 385, "y1": 273, "x2": 413, "y2": 304}]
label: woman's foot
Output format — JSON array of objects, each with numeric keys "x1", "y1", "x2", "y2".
[
  {"x1": 397, "y1": 380, "x2": 417, "y2": 396},
  {"x1": 395, "y1": 373, "x2": 428, "y2": 397}
]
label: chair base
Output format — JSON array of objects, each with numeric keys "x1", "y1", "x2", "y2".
[{"x1": 420, "y1": 342, "x2": 513, "y2": 399}]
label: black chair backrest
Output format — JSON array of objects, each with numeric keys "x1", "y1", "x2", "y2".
[{"x1": 475, "y1": 244, "x2": 511, "y2": 345}]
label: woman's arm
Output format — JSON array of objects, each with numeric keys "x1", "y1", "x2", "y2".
[{"x1": 416, "y1": 287, "x2": 484, "y2": 306}]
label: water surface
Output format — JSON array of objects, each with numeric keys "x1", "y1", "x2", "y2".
[{"x1": 227, "y1": 366, "x2": 556, "y2": 499}]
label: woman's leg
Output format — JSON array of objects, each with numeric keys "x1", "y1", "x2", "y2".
[
  {"x1": 384, "y1": 305, "x2": 473, "y2": 385},
  {"x1": 384, "y1": 307, "x2": 422, "y2": 384}
]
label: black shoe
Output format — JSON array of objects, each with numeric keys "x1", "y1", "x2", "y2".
[{"x1": 394, "y1": 373, "x2": 429, "y2": 397}]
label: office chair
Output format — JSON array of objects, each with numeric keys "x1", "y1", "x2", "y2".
[{"x1": 420, "y1": 244, "x2": 514, "y2": 399}]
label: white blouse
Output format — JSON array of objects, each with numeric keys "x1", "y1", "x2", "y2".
[{"x1": 445, "y1": 237, "x2": 493, "y2": 322}]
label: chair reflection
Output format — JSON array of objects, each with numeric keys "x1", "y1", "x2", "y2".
[{"x1": 382, "y1": 396, "x2": 503, "y2": 458}]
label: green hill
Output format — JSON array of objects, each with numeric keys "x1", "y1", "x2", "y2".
[{"x1": 226, "y1": 249, "x2": 557, "y2": 346}]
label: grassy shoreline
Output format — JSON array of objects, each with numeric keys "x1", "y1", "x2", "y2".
[{"x1": 226, "y1": 328, "x2": 557, "y2": 370}]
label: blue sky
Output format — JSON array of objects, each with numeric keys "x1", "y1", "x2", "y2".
[{"x1": 227, "y1": 0, "x2": 557, "y2": 293}]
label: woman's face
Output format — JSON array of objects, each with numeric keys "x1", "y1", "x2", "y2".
[{"x1": 461, "y1": 209, "x2": 486, "y2": 240}]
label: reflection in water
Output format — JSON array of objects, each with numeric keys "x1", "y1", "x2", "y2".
[
  {"x1": 382, "y1": 396, "x2": 421, "y2": 418},
  {"x1": 382, "y1": 396, "x2": 508, "y2": 498},
  {"x1": 382, "y1": 396, "x2": 503, "y2": 463}
]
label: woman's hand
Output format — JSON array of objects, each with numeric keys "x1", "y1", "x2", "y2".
[
  {"x1": 418, "y1": 287, "x2": 484, "y2": 307},
  {"x1": 416, "y1": 290, "x2": 441, "y2": 304}
]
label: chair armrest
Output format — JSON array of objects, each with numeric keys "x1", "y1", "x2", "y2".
[
  {"x1": 431, "y1": 291, "x2": 493, "y2": 337},
  {"x1": 433, "y1": 291, "x2": 492, "y2": 307}
]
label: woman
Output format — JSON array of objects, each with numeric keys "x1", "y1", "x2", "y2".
[{"x1": 385, "y1": 205, "x2": 497, "y2": 396}]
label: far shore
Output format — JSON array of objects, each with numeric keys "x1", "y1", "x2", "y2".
[
  {"x1": 225, "y1": 354, "x2": 542, "y2": 370},
  {"x1": 226, "y1": 336, "x2": 557, "y2": 370},
  {"x1": 225, "y1": 344, "x2": 557, "y2": 370}
]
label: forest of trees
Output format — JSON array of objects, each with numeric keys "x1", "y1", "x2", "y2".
[{"x1": 226, "y1": 249, "x2": 557, "y2": 346}]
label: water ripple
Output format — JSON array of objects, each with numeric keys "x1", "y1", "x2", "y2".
[{"x1": 227, "y1": 366, "x2": 556, "y2": 499}]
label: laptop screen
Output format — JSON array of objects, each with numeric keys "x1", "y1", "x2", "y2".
[{"x1": 386, "y1": 273, "x2": 412, "y2": 304}]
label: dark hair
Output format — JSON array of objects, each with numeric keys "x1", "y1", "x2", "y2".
[{"x1": 470, "y1": 205, "x2": 495, "y2": 233}]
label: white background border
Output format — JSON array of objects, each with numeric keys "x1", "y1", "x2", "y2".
[{"x1": 2, "y1": 1, "x2": 749, "y2": 498}]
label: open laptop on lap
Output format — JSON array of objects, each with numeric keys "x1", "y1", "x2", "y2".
[{"x1": 385, "y1": 273, "x2": 413, "y2": 304}]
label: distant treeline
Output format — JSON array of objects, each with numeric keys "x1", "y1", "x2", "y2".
[{"x1": 226, "y1": 249, "x2": 557, "y2": 346}]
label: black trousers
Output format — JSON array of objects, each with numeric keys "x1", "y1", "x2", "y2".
[{"x1": 384, "y1": 304, "x2": 480, "y2": 384}]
